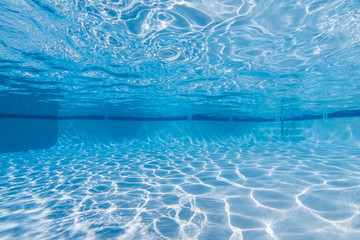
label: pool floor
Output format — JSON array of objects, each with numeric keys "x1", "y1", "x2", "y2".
[{"x1": 1, "y1": 137, "x2": 360, "y2": 240}]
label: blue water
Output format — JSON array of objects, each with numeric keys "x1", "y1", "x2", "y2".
[
  {"x1": 1, "y1": 0, "x2": 360, "y2": 239},
  {"x1": 1, "y1": 0, "x2": 360, "y2": 118}
]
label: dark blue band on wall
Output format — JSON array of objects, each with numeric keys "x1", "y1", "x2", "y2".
[{"x1": 1, "y1": 109, "x2": 360, "y2": 122}]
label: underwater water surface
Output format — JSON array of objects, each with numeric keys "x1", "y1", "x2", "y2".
[{"x1": 0, "y1": 0, "x2": 360, "y2": 118}]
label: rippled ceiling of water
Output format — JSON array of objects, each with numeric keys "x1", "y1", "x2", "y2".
[{"x1": 0, "y1": 0, "x2": 360, "y2": 118}]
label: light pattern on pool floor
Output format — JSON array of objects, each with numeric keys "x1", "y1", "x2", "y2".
[{"x1": 1, "y1": 139, "x2": 360, "y2": 240}]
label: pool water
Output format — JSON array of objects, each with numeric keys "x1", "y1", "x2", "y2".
[
  {"x1": 1, "y1": 119, "x2": 360, "y2": 239},
  {"x1": 1, "y1": 0, "x2": 360, "y2": 239}
]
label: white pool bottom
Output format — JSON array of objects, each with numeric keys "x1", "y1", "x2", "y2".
[{"x1": 0, "y1": 119, "x2": 360, "y2": 239}]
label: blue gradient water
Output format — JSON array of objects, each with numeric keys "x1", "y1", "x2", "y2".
[
  {"x1": 1, "y1": 0, "x2": 360, "y2": 239},
  {"x1": 1, "y1": 0, "x2": 360, "y2": 118}
]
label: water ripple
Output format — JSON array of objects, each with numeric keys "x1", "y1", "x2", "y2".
[{"x1": 1, "y1": 0, "x2": 360, "y2": 117}]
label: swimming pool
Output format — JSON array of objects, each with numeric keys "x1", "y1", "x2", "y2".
[{"x1": 1, "y1": 0, "x2": 360, "y2": 239}]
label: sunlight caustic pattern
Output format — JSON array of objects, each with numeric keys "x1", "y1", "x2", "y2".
[{"x1": 1, "y1": 125, "x2": 360, "y2": 239}]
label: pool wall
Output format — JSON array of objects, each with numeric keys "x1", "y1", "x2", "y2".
[
  {"x1": 1, "y1": 117, "x2": 359, "y2": 154},
  {"x1": 0, "y1": 118, "x2": 58, "y2": 153},
  {"x1": 56, "y1": 118, "x2": 360, "y2": 144}
]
